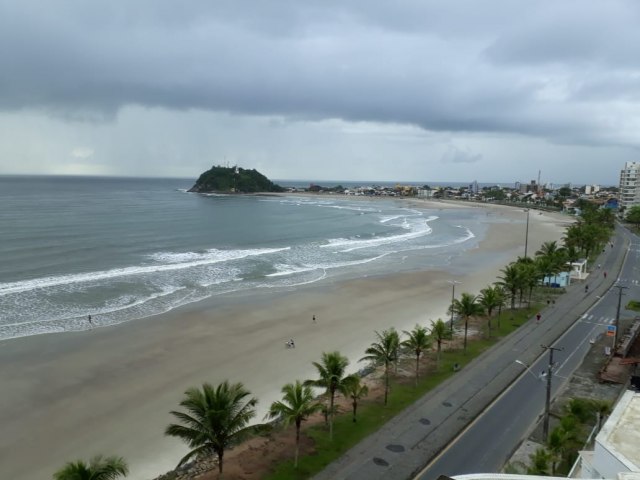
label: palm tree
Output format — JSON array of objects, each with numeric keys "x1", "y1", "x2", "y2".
[
  {"x1": 499, "y1": 264, "x2": 521, "y2": 309},
  {"x1": 592, "y1": 400, "x2": 612, "y2": 432},
  {"x1": 165, "y1": 381, "x2": 257, "y2": 475},
  {"x1": 304, "y1": 351, "x2": 354, "y2": 440},
  {"x1": 53, "y1": 455, "x2": 129, "y2": 480},
  {"x1": 341, "y1": 376, "x2": 369, "y2": 423},
  {"x1": 452, "y1": 293, "x2": 484, "y2": 354},
  {"x1": 479, "y1": 286, "x2": 501, "y2": 337},
  {"x1": 265, "y1": 380, "x2": 321, "y2": 468},
  {"x1": 360, "y1": 328, "x2": 399, "y2": 405},
  {"x1": 547, "y1": 417, "x2": 578, "y2": 475},
  {"x1": 429, "y1": 318, "x2": 452, "y2": 369},
  {"x1": 520, "y1": 262, "x2": 539, "y2": 305},
  {"x1": 493, "y1": 284, "x2": 507, "y2": 330},
  {"x1": 389, "y1": 328, "x2": 401, "y2": 375},
  {"x1": 527, "y1": 447, "x2": 550, "y2": 475},
  {"x1": 401, "y1": 324, "x2": 432, "y2": 386},
  {"x1": 535, "y1": 255, "x2": 556, "y2": 287},
  {"x1": 536, "y1": 240, "x2": 561, "y2": 258},
  {"x1": 535, "y1": 240, "x2": 568, "y2": 289}
]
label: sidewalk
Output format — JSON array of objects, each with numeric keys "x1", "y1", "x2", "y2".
[{"x1": 313, "y1": 229, "x2": 629, "y2": 480}]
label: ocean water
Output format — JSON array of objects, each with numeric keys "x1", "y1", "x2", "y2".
[{"x1": 0, "y1": 175, "x2": 489, "y2": 341}]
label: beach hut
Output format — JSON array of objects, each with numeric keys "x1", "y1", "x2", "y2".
[
  {"x1": 542, "y1": 271, "x2": 571, "y2": 288},
  {"x1": 570, "y1": 259, "x2": 588, "y2": 280}
]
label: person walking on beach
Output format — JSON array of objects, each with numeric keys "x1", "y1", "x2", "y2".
[
  {"x1": 312, "y1": 314, "x2": 316, "y2": 324},
  {"x1": 87, "y1": 315, "x2": 93, "y2": 327}
]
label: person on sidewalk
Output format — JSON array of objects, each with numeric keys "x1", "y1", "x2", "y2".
[{"x1": 536, "y1": 312, "x2": 541, "y2": 323}]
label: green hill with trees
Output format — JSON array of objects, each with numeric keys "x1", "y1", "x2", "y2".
[{"x1": 188, "y1": 165, "x2": 284, "y2": 193}]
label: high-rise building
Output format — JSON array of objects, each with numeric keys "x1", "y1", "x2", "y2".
[{"x1": 619, "y1": 162, "x2": 640, "y2": 209}]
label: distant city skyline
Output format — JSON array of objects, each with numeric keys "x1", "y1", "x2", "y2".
[{"x1": 1, "y1": 1, "x2": 638, "y2": 185}]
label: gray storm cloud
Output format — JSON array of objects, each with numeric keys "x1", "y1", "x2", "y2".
[{"x1": 0, "y1": 0, "x2": 639, "y2": 150}]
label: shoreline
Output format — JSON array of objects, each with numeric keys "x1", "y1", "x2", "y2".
[{"x1": 0, "y1": 203, "x2": 572, "y2": 480}]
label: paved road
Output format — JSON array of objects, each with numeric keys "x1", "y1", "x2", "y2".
[{"x1": 314, "y1": 225, "x2": 632, "y2": 480}]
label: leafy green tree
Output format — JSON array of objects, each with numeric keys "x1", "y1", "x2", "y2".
[
  {"x1": 558, "y1": 186, "x2": 572, "y2": 198},
  {"x1": 626, "y1": 205, "x2": 640, "y2": 230},
  {"x1": 452, "y1": 293, "x2": 485, "y2": 354},
  {"x1": 341, "y1": 376, "x2": 369, "y2": 423},
  {"x1": 165, "y1": 381, "x2": 258, "y2": 475},
  {"x1": 191, "y1": 165, "x2": 284, "y2": 193},
  {"x1": 401, "y1": 324, "x2": 433, "y2": 386},
  {"x1": 360, "y1": 328, "x2": 400, "y2": 405},
  {"x1": 429, "y1": 319, "x2": 452, "y2": 369},
  {"x1": 266, "y1": 381, "x2": 322, "y2": 468},
  {"x1": 305, "y1": 351, "x2": 354, "y2": 440},
  {"x1": 53, "y1": 456, "x2": 129, "y2": 480}
]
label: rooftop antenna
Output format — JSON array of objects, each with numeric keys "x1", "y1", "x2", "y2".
[{"x1": 538, "y1": 170, "x2": 542, "y2": 192}]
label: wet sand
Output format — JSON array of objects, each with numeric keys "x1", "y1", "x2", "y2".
[{"x1": 0, "y1": 203, "x2": 572, "y2": 479}]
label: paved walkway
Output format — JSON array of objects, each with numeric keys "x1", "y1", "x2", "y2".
[{"x1": 313, "y1": 228, "x2": 629, "y2": 480}]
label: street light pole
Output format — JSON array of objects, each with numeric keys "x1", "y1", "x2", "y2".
[
  {"x1": 524, "y1": 209, "x2": 530, "y2": 258},
  {"x1": 447, "y1": 280, "x2": 460, "y2": 333},
  {"x1": 614, "y1": 285, "x2": 628, "y2": 354},
  {"x1": 541, "y1": 344, "x2": 563, "y2": 441}
]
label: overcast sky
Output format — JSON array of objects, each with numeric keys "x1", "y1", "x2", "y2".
[{"x1": 1, "y1": 0, "x2": 638, "y2": 185}]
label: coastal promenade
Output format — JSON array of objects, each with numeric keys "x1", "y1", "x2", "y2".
[{"x1": 314, "y1": 226, "x2": 628, "y2": 480}]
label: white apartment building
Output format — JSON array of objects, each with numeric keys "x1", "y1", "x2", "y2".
[{"x1": 619, "y1": 162, "x2": 640, "y2": 209}]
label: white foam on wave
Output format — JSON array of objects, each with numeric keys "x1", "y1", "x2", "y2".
[
  {"x1": 0, "y1": 247, "x2": 290, "y2": 296},
  {"x1": 265, "y1": 252, "x2": 390, "y2": 279},
  {"x1": 379, "y1": 215, "x2": 404, "y2": 223},
  {"x1": 318, "y1": 204, "x2": 380, "y2": 213},
  {"x1": 412, "y1": 226, "x2": 475, "y2": 249},
  {"x1": 323, "y1": 216, "x2": 438, "y2": 252}
]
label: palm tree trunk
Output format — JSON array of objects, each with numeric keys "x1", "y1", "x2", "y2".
[
  {"x1": 415, "y1": 354, "x2": 420, "y2": 387},
  {"x1": 294, "y1": 422, "x2": 300, "y2": 468},
  {"x1": 329, "y1": 390, "x2": 335, "y2": 440},
  {"x1": 217, "y1": 450, "x2": 224, "y2": 475},
  {"x1": 436, "y1": 342, "x2": 441, "y2": 369},
  {"x1": 497, "y1": 305, "x2": 502, "y2": 329},
  {"x1": 352, "y1": 400, "x2": 357, "y2": 422},
  {"x1": 384, "y1": 363, "x2": 390, "y2": 405},
  {"x1": 463, "y1": 317, "x2": 468, "y2": 354}
]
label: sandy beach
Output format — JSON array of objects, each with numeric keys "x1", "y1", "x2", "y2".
[{"x1": 0, "y1": 202, "x2": 572, "y2": 480}]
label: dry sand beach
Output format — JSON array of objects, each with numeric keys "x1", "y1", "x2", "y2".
[{"x1": 0, "y1": 202, "x2": 572, "y2": 480}]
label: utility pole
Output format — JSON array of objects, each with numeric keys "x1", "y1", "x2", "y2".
[
  {"x1": 541, "y1": 344, "x2": 563, "y2": 441},
  {"x1": 614, "y1": 285, "x2": 628, "y2": 354},
  {"x1": 447, "y1": 280, "x2": 460, "y2": 333}
]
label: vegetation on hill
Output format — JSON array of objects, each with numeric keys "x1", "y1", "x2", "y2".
[{"x1": 188, "y1": 165, "x2": 284, "y2": 193}]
